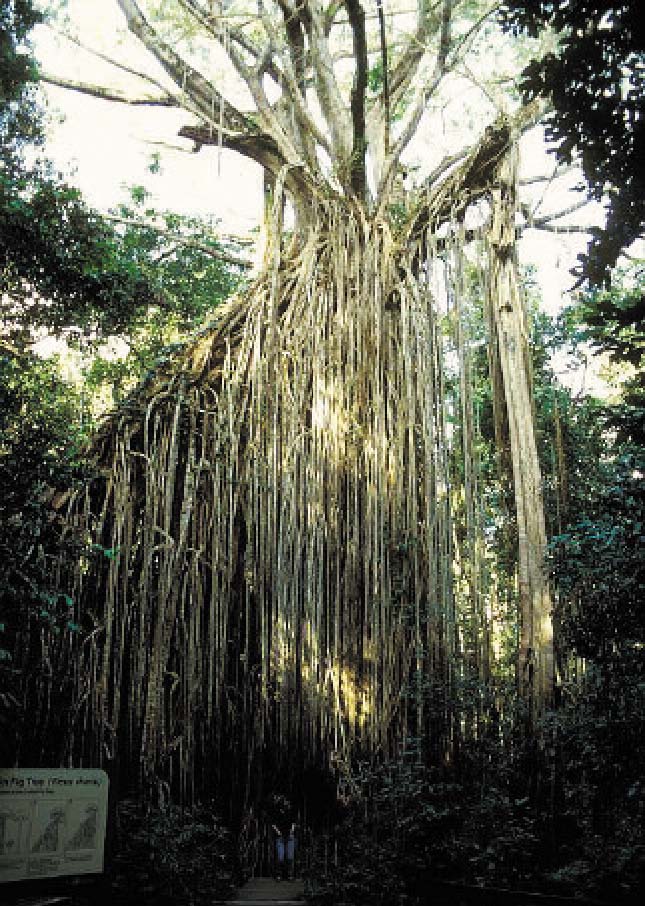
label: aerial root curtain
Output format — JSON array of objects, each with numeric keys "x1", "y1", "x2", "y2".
[{"x1": 61, "y1": 146, "x2": 552, "y2": 803}]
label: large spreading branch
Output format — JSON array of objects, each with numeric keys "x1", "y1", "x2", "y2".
[
  {"x1": 255, "y1": 2, "x2": 329, "y2": 169},
  {"x1": 42, "y1": 0, "x2": 552, "y2": 217},
  {"x1": 300, "y1": 1, "x2": 352, "y2": 165},
  {"x1": 111, "y1": 0, "x2": 328, "y2": 194},
  {"x1": 224, "y1": 35, "x2": 306, "y2": 166},
  {"x1": 177, "y1": 123, "x2": 314, "y2": 201},
  {"x1": 376, "y1": 0, "x2": 453, "y2": 206},
  {"x1": 176, "y1": 0, "x2": 285, "y2": 86},
  {"x1": 276, "y1": 0, "x2": 308, "y2": 92},
  {"x1": 388, "y1": 0, "x2": 436, "y2": 103}
]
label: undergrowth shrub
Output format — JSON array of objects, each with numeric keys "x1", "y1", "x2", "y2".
[
  {"x1": 109, "y1": 800, "x2": 234, "y2": 905},
  {"x1": 307, "y1": 723, "x2": 644, "y2": 905}
]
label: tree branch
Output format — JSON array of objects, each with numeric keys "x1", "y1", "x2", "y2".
[
  {"x1": 448, "y1": 2, "x2": 500, "y2": 63},
  {"x1": 388, "y1": 0, "x2": 437, "y2": 105},
  {"x1": 519, "y1": 163, "x2": 576, "y2": 185},
  {"x1": 258, "y1": 2, "x2": 330, "y2": 167},
  {"x1": 524, "y1": 222, "x2": 591, "y2": 235},
  {"x1": 424, "y1": 149, "x2": 469, "y2": 186},
  {"x1": 377, "y1": 0, "x2": 453, "y2": 206},
  {"x1": 533, "y1": 196, "x2": 591, "y2": 226},
  {"x1": 178, "y1": 123, "x2": 312, "y2": 200},
  {"x1": 276, "y1": 0, "x2": 308, "y2": 93},
  {"x1": 324, "y1": 0, "x2": 345, "y2": 34},
  {"x1": 176, "y1": 0, "x2": 284, "y2": 85},
  {"x1": 40, "y1": 71, "x2": 180, "y2": 107},
  {"x1": 102, "y1": 213, "x2": 253, "y2": 268},
  {"x1": 405, "y1": 100, "x2": 545, "y2": 243},
  {"x1": 299, "y1": 1, "x2": 352, "y2": 164},
  {"x1": 224, "y1": 34, "x2": 306, "y2": 166},
  {"x1": 53, "y1": 29, "x2": 179, "y2": 94},
  {"x1": 376, "y1": 0, "x2": 390, "y2": 156},
  {"x1": 344, "y1": 0, "x2": 368, "y2": 198}
]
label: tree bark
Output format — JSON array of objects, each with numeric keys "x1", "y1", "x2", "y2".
[{"x1": 487, "y1": 143, "x2": 554, "y2": 722}]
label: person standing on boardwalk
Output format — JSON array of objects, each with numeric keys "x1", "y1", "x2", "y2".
[{"x1": 270, "y1": 796, "x2": 296, "y2": 880}]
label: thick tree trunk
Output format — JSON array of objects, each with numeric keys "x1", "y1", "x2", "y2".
[{"x1": 487, "y1": 145, "x2": 554, "y2": 721}]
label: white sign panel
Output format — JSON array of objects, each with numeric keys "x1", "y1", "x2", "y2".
[{"x1": 0, "y1": 769, "x2": 108, "y2": 883}]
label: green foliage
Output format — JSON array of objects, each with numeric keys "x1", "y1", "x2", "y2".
[
  {"x1": 310, "y1": 712, "x2": 644, "y2": 904},
  {"x1": 109, "y1": 800, "x2": 234, "y2": 905},
  {"x1": 566, "y1": 264, "x2": 645, "y2": 445},
  {"x1": 1, "y1": 7, "x2": 243, "y2": 359},
  {"x1": 576, "y1": 267, "x2": 645, "y2": 370},
  {"x1": 549, "y1": 450, "x2": 644, "y2": 663},
  {"x1": 541, "y1": 666, "x2": 645, "y2": 900},
  {"x1": 0, "y1": 1, "x2": 41, "y2": 97},
  {"x1": 546, "y1": 268, "x2": 645, "y2": 664},
  {"x1": 499, "y1": 1, "x2": 644, "y2": 284},
  {"x1": 78, "y1": 181, "x2": 244, "y2": 406},
  {"x1": 308, "y1": 753, "x2": 546, "y2": 903},
  {"x1": 0, "y1": 344, "x2": 88, "y2": 762},
  {"x1": 0, "y1": 346, "x2": 82, "y2": 614},
  {"x1": 367, "y1": 59, "x2": 384, "y2": 93},
  {"x1": 0, "y1": 0, "x2": 43, "y2": 161},
  {"x1": 0, "y1": 174, "x2": 157, "y2": 341},
  {"x1": 1, "y1": 0, "x2": 156, "y2": 344},
  {"x1": 112, "y1": 181, "x2": 243, "y2": 334}
]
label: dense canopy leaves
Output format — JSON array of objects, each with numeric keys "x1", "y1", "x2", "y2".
[
  {"x1": 499, "y1": 1, "x2": 645, "y2": 284},
  {"x1": 550, "y1": 453, "x2": 645, "y2": 664},
  {"x1": 0, "y1": 173, "x2": 243, "y2": 347},
  {"x1": 570, "y1": 265, "x2": 645, "y2": 445},
  {"x1": 0, "y1": 176, "x2": 156, "y2": 339},
  {"x1": 0, "y1": 0, "x2": 42, "y2": 158},
  {"x1": 1, "y1": 0, "x2": 154, "y2": 340}
]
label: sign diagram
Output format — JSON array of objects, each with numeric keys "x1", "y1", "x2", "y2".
[{"x1": 0, "y1": 769, "x2": 108, "y2": 883}]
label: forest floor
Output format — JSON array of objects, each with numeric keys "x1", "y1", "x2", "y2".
[
  {"x1": 221, "y1": 876, "x2": 305, "y2": 903},
  {"x1": 0, "y1": 876, "x2": 306, "y2": 906}
]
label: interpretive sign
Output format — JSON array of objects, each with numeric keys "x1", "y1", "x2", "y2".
[{"x1": 0, "y1": 768, "x2": 108, "y2": 883}]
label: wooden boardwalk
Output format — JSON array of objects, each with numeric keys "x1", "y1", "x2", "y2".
[{"x1": 221, "y1": 876, "x2": 305, "y2": 905}]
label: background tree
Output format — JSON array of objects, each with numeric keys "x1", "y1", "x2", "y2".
[
  {"x1": 1, "y1": 0, "x2": 154, "y2": 345},
  {"x1": 0, "y1": 341, "x2": 86, "y2": 764},
  {"x1": 570, "y1": 263, "x2": 645, "y2": 444},
  {"x1": 0, "y1": 0, "x2": 42, "y2": 154}
]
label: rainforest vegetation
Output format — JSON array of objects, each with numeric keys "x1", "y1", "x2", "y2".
[{"x1": 0, "y1": 2, "x2": 643, "y2": 904}]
